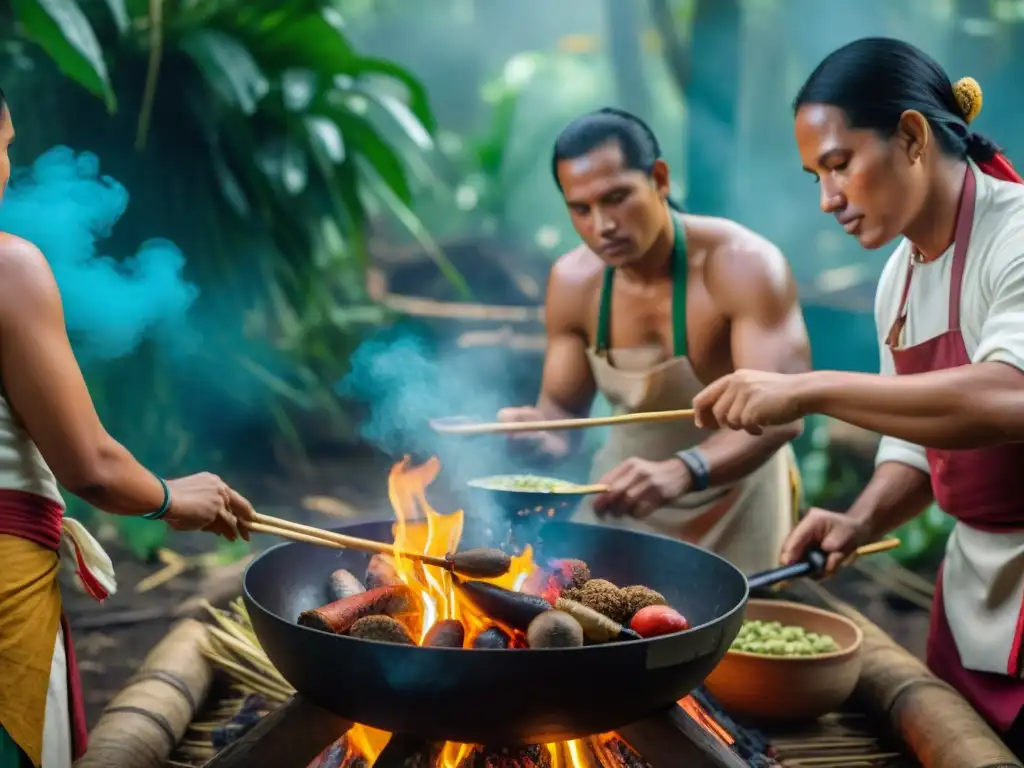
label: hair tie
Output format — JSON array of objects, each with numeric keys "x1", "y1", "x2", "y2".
[{"x1": 953, "y1": 77, "x2": 983, "y2": 124}]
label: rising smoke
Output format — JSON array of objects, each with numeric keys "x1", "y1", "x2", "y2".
[
  {"x1": 0, "y1": 146, "x2": 198, "y2": 362},
  {"x1": 339, "y1": 326, "x2": 572, "y2": 520}
]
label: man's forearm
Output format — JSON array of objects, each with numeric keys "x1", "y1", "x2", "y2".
[
  {"x1": 697, "y1": 422, "x2": 802, "y2": 488},
  {"x1": 797, "y1": 364, "x2": 1024, "y2": 449},
  {"x1": 846, "y1": 461, "x2": 934, "y2": 540}
]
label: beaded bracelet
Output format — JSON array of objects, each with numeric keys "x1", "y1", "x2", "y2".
[{"x1": 142, "y1": 476, "x2": 171, "y2": 520}]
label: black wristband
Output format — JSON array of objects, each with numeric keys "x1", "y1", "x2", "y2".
[{"x1": 674, "y1": 448, "x2": 710, "y2": 492}]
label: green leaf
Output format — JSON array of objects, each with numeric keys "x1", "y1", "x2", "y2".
[
  {"x1": 180, "y1": 29, "x2": 269, "y2": 115},
  {"x1": 355, "y1": 156, "x2": 471, "y2": 299},
  {"x1": 344, "y1": 57, "x2": 436, "y2": 134},
  {"x1": 101, "y1": 0, "x2": 129, "y2": 35},
  {"x1": 12, "y1": 0, "x2": 116, "y2": 111},
  {"x1": 328, "y1": 109, "x2": 412, "y2": 204}
]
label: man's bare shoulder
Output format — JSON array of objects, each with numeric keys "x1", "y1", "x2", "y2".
[
  {"x1": 550, "y1": 244, "x2": 605, "y2": 288},
  {"x1": 0, "y1": 234, "x2": 60, "y2": 310},
  {"x1": 689, "y1": 216, "x2": 794, "y2": 312},
  {"x1": 545, "y1": 245, "x2": 604, "y2": 330}
]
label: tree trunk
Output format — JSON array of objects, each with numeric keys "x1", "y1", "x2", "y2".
[
  {"x1": 683, "y1": 0, "x2": 741, "y2": 215},
  {"x1": 606, "y1": 0, "x2": 651, "y2": 120}
]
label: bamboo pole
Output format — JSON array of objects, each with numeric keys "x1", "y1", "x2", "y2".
[{"x1": 74, "y1": 619, "x2": 213, "y2": 768}]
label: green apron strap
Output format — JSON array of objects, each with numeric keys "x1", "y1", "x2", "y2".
[
  {"x1": 669, "y1": 214, "x2": 688, "y2": 358},
  {"x1": 595, "y1": 266, "x2": 615, "y2": 355},
  {"x1": 594, "y1": 214, "x2": 689, "y2": 357}
]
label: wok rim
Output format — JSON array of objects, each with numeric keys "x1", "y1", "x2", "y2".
[{"x1": 242, "y1": 517, "x2": 750, "y2": 655}]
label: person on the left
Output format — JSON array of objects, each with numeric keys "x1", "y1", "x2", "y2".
[{"x1": 0, "y1": 88, "x2": 255, "y2": 768}]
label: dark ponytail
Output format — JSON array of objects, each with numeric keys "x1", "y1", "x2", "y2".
[
  {"x1": 794, "y1": 38, "x2": 1021, "y2": 184},
  {"x1": 551, "y1": 107, "x2": 685, "y2": 210}
]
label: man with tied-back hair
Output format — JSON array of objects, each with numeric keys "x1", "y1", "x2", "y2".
[{"x1": 498, "y1": 107, "x2": 811, "y2": 572}]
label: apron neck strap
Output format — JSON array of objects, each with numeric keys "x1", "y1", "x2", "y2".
[
  {"x1": 595, "y1": 215, "x2": 689, "y2": 356},
  {"x1": 890, "y1": 164, "x2": 978, "y2": 343}
]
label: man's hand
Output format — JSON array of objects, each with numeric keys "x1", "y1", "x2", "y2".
[
  {"x1": 780, "y1": 507, "x2": 871, "y2": 576},
  {"x1": 693, "y1": 369, "x2": 810, "y2": 433},
  {"x1": 496, "y1": 406, "x2": 571, "y2": 459},
  {"x1": 593, "y1": 457, "x2": 692, "y2": 519}
]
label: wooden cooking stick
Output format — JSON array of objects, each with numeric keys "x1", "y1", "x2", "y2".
[
  {"x1": 552, "y1": 483, "x2": 608, "y2": 494},
  {"x1": 853, "y1": 538, "x2": 901, "y2": 557},
  {"x1": 245, "y1": 513, "x2": 451, "y2": 570},
  {"x1": 243, "y1": 514, "x2": 513, "y2": 578},
  {"x1": 430, "y1": 408, "x2": 696, "y2": 435}
]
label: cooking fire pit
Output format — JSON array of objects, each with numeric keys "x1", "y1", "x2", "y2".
[{"x1": 204, "y1": 688, "x2": 769, "y2": 768}]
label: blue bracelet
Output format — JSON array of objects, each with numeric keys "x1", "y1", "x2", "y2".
[
  {"x1": 142, "y1": 476, "x2": 171, "y2": 520},
  {"x1": 674, "y1": 448, "x2": 711, "y2": 492}
]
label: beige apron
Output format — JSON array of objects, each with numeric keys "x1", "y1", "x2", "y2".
[
  {"x1": 569, "y1": 215, "x2": 796, "y2": 573},
  {"x1": 572, "y1": 345, "x2": 796, "y2": 574}
]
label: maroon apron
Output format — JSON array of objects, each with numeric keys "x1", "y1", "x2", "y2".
[{"x1": 886, "y1": 166, "x2": 1024, "y2": 732}]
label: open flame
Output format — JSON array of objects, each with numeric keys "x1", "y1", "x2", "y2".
[
  {"x1": 308, "y1": 458, "x2": 736, "y2": 768},
  {"x1": 387, "y1": 456, "x2": 536, "y2": 644}
]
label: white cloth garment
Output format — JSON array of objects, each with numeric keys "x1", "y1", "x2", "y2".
[{"x1": 873, "y1": 159, "x2": 1024, "y2": 676}]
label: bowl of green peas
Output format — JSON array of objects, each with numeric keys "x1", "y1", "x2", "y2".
[{"x1": 705, "y1": 599, "x2": 864, "y2": 722}]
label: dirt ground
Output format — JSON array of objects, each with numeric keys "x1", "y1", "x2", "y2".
[{"x1": 64, "y1": 449, "x2": 935, "y2": 730}]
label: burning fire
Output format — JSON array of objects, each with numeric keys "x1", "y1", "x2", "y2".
[
  {"x1": 387, "y1": 456, "x2": 536, "y2": 644},
  {"x1": 309, "y1": 458, "x2": 735, "y2": 768}
]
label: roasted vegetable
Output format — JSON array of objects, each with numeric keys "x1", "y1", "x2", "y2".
[
  {"x1": 298, "y1": 585, "x2": 413, "y2": 634},
  {"x1": 630, "y1": 605, "x2": 689, "y2": 638},
  {"x1": 349, "y1": 616, "x2": 415, "y2": 644},
  {"x1": 554, "y1": 598, "x2": 641, "y2": 643},
  {"x1": 366, "y1": 554, "x2": 403, "y2": 589},
  {"x1": 446, "y1": 548, "x2": 512, "y2": 578},
  {"x1": 473, "y1": 626, "x2": 512, "y2": 649},
  {"x1": 578, "y1": 580, "x2": 630, "y2": 624},
  {"x1": 327, "y1": 569, "x2": 366, "y2": 602},
  {"x1": 527, "y1": 611, "x2": 584, "y2": 648},
  {"x1": 423, "y1": 619, "x2": 466, "y2": 648},
  {"x1": 620, "y1": 585, "x2": 667, "y2": 621},
  {"x1": 455, "y1": 579, "x2": 551, "y2": 631}
]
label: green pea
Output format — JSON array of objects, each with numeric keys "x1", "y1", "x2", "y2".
[{"x1": 733, "y1": 618, "x2": 840, "y2": 657}]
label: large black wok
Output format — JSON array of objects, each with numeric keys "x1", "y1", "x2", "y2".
[{"x1": 244, "y1": 518, "x2": 755, "y2": 745}]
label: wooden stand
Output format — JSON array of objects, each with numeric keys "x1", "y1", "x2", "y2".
[
  {"x1": 618, "y1": 705, "x2": 747, "y2": 768},
  {"x1": 201, "y1": 698, "x2": 351, "y2": 768}
]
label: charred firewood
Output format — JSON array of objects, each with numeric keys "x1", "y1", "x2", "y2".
[
  {"x1": 298, "y1": 585, "x2": 414, "y2": 634},
  {"x1": 590, "y1": 735, "x2": 652, "y2": 768},
  {"x1": 456, "y1": 743, "x2": 552, "y2": 768},
  {"x1": 423, "y1": 619, "x2": 466, "y2": 648},
  {"x1": 328, "y1": 569, "x2": 366, "y2": 602},
  {"x1": 454, "y1": 579, "x2": 551, "y2": 631},
  {"x1": 366, "y1": 554, "x2": 403, "y2": 589},
  {"x1": 472, "y1": 626, "x2": 512, "y2": 649}
]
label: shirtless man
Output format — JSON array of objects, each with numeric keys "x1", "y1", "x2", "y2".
[{"x1": 498, "y1": 108, "x2": 810, "y2": 572}]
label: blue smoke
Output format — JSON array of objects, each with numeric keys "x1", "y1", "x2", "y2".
[{"x1": 0, "y1": 146, "x2": 198, "y2": 362}]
